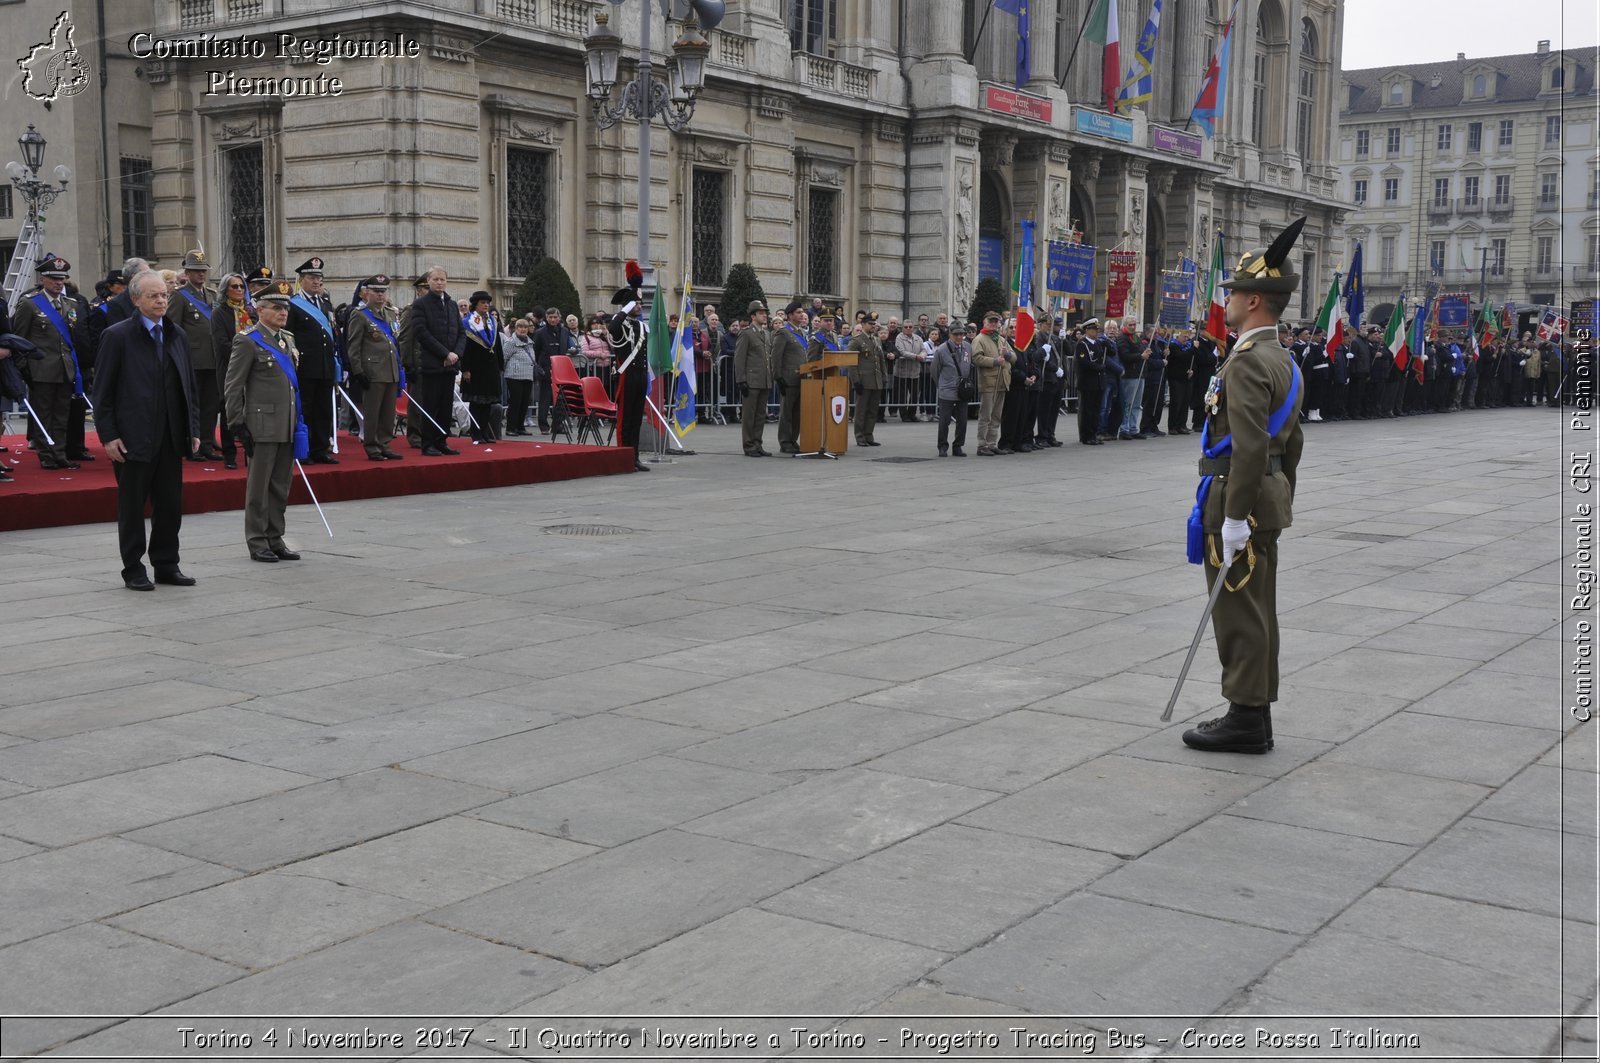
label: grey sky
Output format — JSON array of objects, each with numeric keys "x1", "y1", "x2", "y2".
[{"x1": 1341, "y1": 0, "x2": 1599, "y2": 71}]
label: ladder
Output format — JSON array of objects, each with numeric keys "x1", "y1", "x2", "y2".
[{"x1": 3, "y1": 214, "x2": 42, "y2": 314}]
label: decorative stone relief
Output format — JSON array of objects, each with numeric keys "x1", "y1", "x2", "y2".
[
  {"x1": 696, "y1": 143, "x2": 732, "y2": 165},
  {"x1": 1130, "y1": 191, "x2": 1145, "y2": 237},
  {"x1": 215, "y1": 120, "x2": 260, "y2": 141},
  {"x1": 510, "y1": 121, "x2": 555, "y2": 144},
  {"x1": 1048, "y1": 180, "x2": 1068, "y2": 235},
  {"x1": 954, "y1": 163, "x2": 975, "y2": 312}
]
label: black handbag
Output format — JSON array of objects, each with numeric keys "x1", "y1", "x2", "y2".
[{"x1": 956, "y1": 349, "x2": 977, "y2": 402}]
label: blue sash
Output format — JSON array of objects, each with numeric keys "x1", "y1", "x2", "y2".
[
  {"x1": 178, "y1": 287, "x2": 213, "y2": 321},
  {"x1": 290, "y1": 292, "x2": 334, "y2": 342},
  {"x1": 359, "y1": 307, "x2": 406, "y2": 392},
  {"x1": 247, "y1": 328, "x2": 310, "y2": 461},
  {"x1": 463, "y1": 311, "x2": 498, "y2": 349},
  {"x1": 1187, "y1": 357, "x2": 1302, "y2": 565},
  {"x1": 818, "y1": 332, "x2": 842, "y2": 353},
  {"x1": 785, "y1": 324, "x2": 808, "y2": 347},
  {"x1": 29, "y1": 293, "x2": 83, "y2": 397}
]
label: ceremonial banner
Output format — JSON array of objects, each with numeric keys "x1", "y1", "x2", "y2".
[
  {"x1": 1572, "y1": 299, "x2": 1596, "y2": 335},
  {"x1": 1436, "y1": 292, "x2": 1470, "y2": 329},
  {"x1": 1158, "y1": 270, "x2": 1193, "y2": 327},
  {"x1": 979, "y1": 237, "x2": 1004, "y2": 282},
  {"x1": 1537, "y1": 306, "x2": 1570, "y2": 341},
  {"x1": 1104, "y1": 251, "x2": 1138, "y2": 320},
  {"x1": 1047, "y1": 240, "x2": 1095, "y2": 298}
]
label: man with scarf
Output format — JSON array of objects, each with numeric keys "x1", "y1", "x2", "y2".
[
  {"x1": 286, "y1": 257, "x2": 344, "y2": 464},
  {"x1": 609, "y1": 261, "x2": 650, "y2": 471},
  {"x1": 225, "y1": 280, "x2": 307, "y2": 563},
  {"x1": 11, "y1": 256, "x2": 90, "y2": 469},
  {"x1": 166, "y1": 249, "x2": 221, "y2": 460},
  {"x1": 1182, "y1": 218, "x2": 1307, "y2": 755},
  {"x1": 345, "y1": 276, "x2": 405, "y2": 461}
]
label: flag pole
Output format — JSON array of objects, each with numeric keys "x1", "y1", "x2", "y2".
[
  {"x1": 1056, "y1": 0, "x2": 1100, "y2": 90},
  {"x1": 965, "y1": 0, "x2": 998, "y2": 64}
]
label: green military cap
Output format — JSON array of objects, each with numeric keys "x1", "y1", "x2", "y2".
[
  {"x1": 1219, "y1": 217, "x2": 1306, "y2": 295},
  {"x1": 256, "y1": 279, "x2": 295, "y2": 304}
]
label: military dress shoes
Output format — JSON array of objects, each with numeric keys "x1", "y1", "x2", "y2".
[
  {"x1": 380, "y1": 450, "x2": 403, "y2": 460},
  {"x1": 154, "y1": 568, "x2": 196, "y2": 587},
  {"x1": 440, "y1": 446, "x2": 461, "y2": 456},
  {"x1": 67, "y1": 451, "x2": 97, "y2": 462},
  {"x1": 310, "y1": 455, "x2": 340, "y2": 465},
  {"x1": 420, "y1": 446, "x2": 446, "y2": 457},
  {"x1": 951, "y1": 447, "x2": 967, "y2": 457},
  {"x1": 633, "y1": 461, "x2": 651, "y2": 472},
  {"x1": 123, "y1": 573, "x2": 155, "y2": 592},
  {"x1": 271, "y1": 546, "x2": 301, "y2": 561},
  {"x1": 250, "y1": 549, "x2": 279, "y2": 563},
  {"x1": 1181, "y1": 703, "x2": 1270, "y2": 754}
]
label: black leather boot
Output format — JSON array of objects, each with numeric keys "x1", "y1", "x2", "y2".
[{"x1": 1182, "y1": 703, "x2": 1269, "y2": 754}]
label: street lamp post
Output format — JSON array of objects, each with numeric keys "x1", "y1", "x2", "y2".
[
  {"x1": 583, "y1": 2, "x2": 719, "y2": 294},
  {"x1": 4, "y1": 123, "x2": 72, "y2": 307}
]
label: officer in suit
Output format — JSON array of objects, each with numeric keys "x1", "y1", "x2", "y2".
[
  {"x1": 608, "y1": 262, "x2": 650, "y2": 471},
  {"x1": 734, "y1": 299, "x2": 774, "y2": 457},
  {"x1": 224, "y1": 280, "x2": 304, "y2": 563},
  {"x1": 92, "y1": 269, "x2": 201, "y2": 590},
  {"x1": 849, "y1": 312, "x2": 887, "y2": 447},
  {"x1": 774, "y1": 299, "x2": 810, "y2": 454},
  {"x1": 1183, "y1": 217, "x2": 1307, "y2": 755},
  {"x1": 166, "y1": 249, "x2": 221, "y2": 459},
  {"x1": 12, "y1": 256, "x2": 89, "y2": 469},
  {"x1": 286, "y1": 256, "x2": 343, "y2": 463},
  {"x1": 1034, "y1": 320, "x2": 1067, "y2": 446},
  {"x1": 345, "y1": 275, "x2": 404, "y2": 461}
]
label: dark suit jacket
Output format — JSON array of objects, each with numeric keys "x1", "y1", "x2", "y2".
[
  {"x1": 410, "y1": 291, "x2": 465, "y2": 374},
  {"x1": 92, "y1": 317, "x2": 199, "y2": 462},
  {"x1": 286, "y1": 293, "x2": 341, "y2": 380},
  {"x1": 104, "y1": 288, "x2": 135, "y2": 326}
]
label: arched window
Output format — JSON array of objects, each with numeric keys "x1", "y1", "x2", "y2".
[
  {"x1": 1300, "y1": 18, "x2": 1318, "y2": 59},
  {"x1": 1473, "y1": 74, "x2": 1487, "y2": 96},
  {"x1": 1551, "y1": 67, "x2": 1565, "y2": 89},
  {"x1": 1252, "y1": 16, "x2": 1269, "y2": 144},
  {"x1": 1297, "y1": 19, "x2": 1319, "y2": 158},
  {"x1": 1389, "y1": 82, "x2": 1403, "y2": 104}
]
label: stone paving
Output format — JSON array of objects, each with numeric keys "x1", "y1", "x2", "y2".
[{"x1": 0, "y1": 408, "x2": 1593, "y2": 1060}]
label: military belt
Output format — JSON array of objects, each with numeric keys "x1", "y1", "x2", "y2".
[{"x1": 1198, "y1": 454, "x2": 1282, "y2": 477}]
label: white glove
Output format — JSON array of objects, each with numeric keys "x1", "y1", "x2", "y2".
[
  {"x1": 1221, "y1": 517, "x2": 1250, "y2": 564},
  {"x1": 1056, "y1": 367, "x2": 1066, "y2": 378}
]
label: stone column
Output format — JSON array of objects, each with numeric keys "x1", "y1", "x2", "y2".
[
  {"x1": 907, "y1": 0, "x2": 980, "y2": 109},
  {"x1": 907, "y1": 119, "x2": 982, "y2": 316},
  {"x1": 1170, "y1": 0, "x2": 1208, "y2": 128},
  {"x1": 1026, "y1": 0, "x2": 1061, "y2": 96}
]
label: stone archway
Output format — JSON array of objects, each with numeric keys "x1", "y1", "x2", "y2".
[{"x1": 979, "y1": 171, "x2": 1010, "y2": 289}]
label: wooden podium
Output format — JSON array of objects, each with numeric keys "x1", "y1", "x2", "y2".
[{"x1": 798, "y1": 351, "x2": 857, "y2": 457}]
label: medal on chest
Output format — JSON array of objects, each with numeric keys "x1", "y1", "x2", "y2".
[{"x1": 1204, "y1": 371, "x2": 1224, "y2": 415}]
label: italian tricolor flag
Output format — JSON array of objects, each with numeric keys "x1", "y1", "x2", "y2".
[
  {"x1": 1085, "y1": 0, "x2": 1121, "y2": 114},
  {"x1": 1384, "y1": 294, "x2": 1409, "y2": 369},
  {"x1": 1201, "y1": 235, "x2": 1227, "y2": 342},
  {"x1": 1314, "y1": 271, "x2": 1345, "y2": 353}
]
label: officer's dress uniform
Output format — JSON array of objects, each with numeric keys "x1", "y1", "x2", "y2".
[
  {"x1": 774, "y1": 308, "x2": 809, "y2": 454},
  {"x1": 734, "y1": 306, "x2": 775, "y2": 456},
  {"x1": 286, "y1": 258, "x2": 341, "y2": 463},
  {"x1": 167, "y1": 274, "x2": 221, "y2": 458},
  {"x1": 13, "y1": 260, "x2": 89, "y2": 469},
  {"x1": 609, "y1": 307, "x2": 648, "y2": 469},
  {"x1": 224, "y1": 308, "x2": 301, "y2": 561},
  {"x1": 849, "y1": 326, "x2": 887, "y2": 446},
  {"x1": 345, "y1": 281, "x2": 403, "y2": 461}
]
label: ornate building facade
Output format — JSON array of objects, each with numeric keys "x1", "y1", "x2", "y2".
[
  {"x1": 6, "y1": 0, "x2": 1349, "y2": 323},
  {"x1": 1338, "y1": 42, "x2": 1597, "y2": 325}
]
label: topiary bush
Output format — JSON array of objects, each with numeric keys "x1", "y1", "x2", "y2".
[{"x1": 513, "y1": 257, "x2": 582, "y2": 321}]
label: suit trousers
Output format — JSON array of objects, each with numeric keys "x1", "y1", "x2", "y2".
[
  {"x1": 506, "y1": 378, "x2": 533, "y2": 432},
  {"x1": 853, "y1": 387, "x2": 881, "y2": 443},
  {"x1": 1166, "y1": 377, "x2": 1191, "y2": 431},
  {"x1": 976, "y1": 390, "x2": 1004, "y2": 447},
  {"x1": 244, "y1": 440, "x2": 294, "y2": 553},
  {"x1": 417, "y1": 373, "x2": 454, "y2": 449},
  {"x1": 113, "y1": 432, "x2": 184, "y2": 580},
  {"x1": 68, "y1": 393, "x2": 90, "y2": 456},
  {"x1": 740, "y1": 391, "x2": 767, "y2": 452},
  {"x1": 302, "y1": 378, "x2": 334, "y2": 458},
  {"x1": 1036, "y1": 384, "x2": 1063, "y2": 441},
  {"x1": 1205, "y1": 528, "x2": 1281, "y2": 707},
  {"x1": 778, "y1": 384, "x2": 802, "y2": 449},
  {"x1": 360, "y1": 381, "x2": 398, "y2": 456},
  {"x1": 31, "y1": 380, "x2": 72, "y2": 463},
  {"x1": 193, "y1": 369, "x2": 221, "y2": 453},
  {"x1": 936, "y1": 398, "x2": 968, "y2": 452},
  {"x1": 1077, "y1": 376, "x2": 1102, "y2": 441}
]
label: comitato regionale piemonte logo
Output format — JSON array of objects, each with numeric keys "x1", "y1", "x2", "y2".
[{"x1": 17, "y1": 12, "x2": 93, "y2": 102}]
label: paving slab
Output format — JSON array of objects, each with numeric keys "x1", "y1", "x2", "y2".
[
  {"x1": 1286, "y1": 646, "x2": 1480, "y2": 700},
  {"x1": 957, "y1": 755, "x2": 1267, "y2": 857},
  {"x1": 1228, "y1": 761, "x2": 1490, "y2": 844},
  {"x1": 1473, "y1": 763, "x2": 1597, "y2": 835},
  {"x1": 613, "y1": 666, "x2": 892, "y2": 732},
  {"x1": 510, "y1": 908, "x2": 944, "y2": 1015},
  {"x1": 1406, "y1": 666, "x2": 1577, "y2": 731},
  {"x1": 0, "y1": 676, "x2": 251, "y2": 738},
  {"x1": 761, "y1": 823, "x2": 1121, "y2": 952},
  {"x1": 1324, "y1": 710, "x2": 1561, "y2": 786},
  {"x1": 929, "y1": 892, "x2": 1299, "y2": 1017},
  {"x1": 683, "y1": 768, "x2": 998, "y2": 861},
  {"x1": 851, "y1": 662, "x2": 1090, "y2": 721},
  {"x1": 124, "y1": 768, "x2": 503, "y2": 872},
  {"x1": 280, "y1": 815, "x2": 597, "y2": 906},
  {"x1": 427, "y1": 830, "x2": 826, "y2": 966},
  {"x1": 675, "y1": 702, "x2": 963, "y2": 773},
  {"x1": 1386, "y1": 815, "x2": 1597, "y2": 921}
]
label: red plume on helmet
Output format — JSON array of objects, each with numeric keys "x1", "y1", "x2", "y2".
[{"x1": 624, "y1": 260, "x2": 644, "y2": 287}]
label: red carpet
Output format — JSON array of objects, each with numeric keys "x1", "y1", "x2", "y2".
[{"x1": 0, "y1": 433, "x2": 635, "y2": 532}]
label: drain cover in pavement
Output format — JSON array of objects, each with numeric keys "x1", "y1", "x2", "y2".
[{"x1": 544, "y1": 524, "x2": 634, "y2": 536}]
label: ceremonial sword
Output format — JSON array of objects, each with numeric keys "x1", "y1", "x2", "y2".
[{"x1": 1161, "y1": 542, "x2": 1244, "y2": 723}]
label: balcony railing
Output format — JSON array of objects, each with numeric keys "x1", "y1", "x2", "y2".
[
  {"x1": 1428, "y1": 199, "x2": 1452, "y2": 218},
  {"x1": 792, "y1": 51, "x2": 874, "y2": 99},
  {"x1": 1524, "y1": 266, "x2": 1561, "y2": 284},
  {"x1": 1536, "y1": 194, "x2": 1561, "y2": 212},
  {"x1": 1487, "y1": 196, "x2": 1514, "y2": 217},
  {"x1": 1456, "y1": 197, "x2": 1483, "y2": 215}
]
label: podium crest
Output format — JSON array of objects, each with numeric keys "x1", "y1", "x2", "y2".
[{"x1": 830, "y1": 394, "x2": 847, "y2": 424}]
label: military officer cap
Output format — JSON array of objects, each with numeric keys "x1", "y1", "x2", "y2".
[
  {"x1": 181, "y1": 248, "x2": 210, "y2": 271},
  {"x1": 864, "y1": 311, "x2": 879, "y2": 323},
  {"x1": 103, "y1": 269, "x2": 126, "y2": 288},
  {"x1": 248, "y1": 266, "x2": 275, "y2": 287},
  {"x1": 256, "y1": 279, "x2": 295, "y2": 304},
  {"x1": 1081, "y1": 318, "x2": 1101, "y2": 330},
  {"x1": 814, "y1": 306, "x2": 834, "y2": 321},
  {"x1": 37, "y1": 256, "x2": 70, "y2": 278},
  {"x1": 747, "y1": 299, "x2": 768, "y2": 315},
  {"x1": 295, "y1": 256, "x2": 325, "y2": 276},
  {"x1": 362, "y1": 274, "x2": 390, "y2": 290},
  {"x1": 1218, "y1": 217, "x2": 1306, "y2": 295},
  {"x1": 413, "y1": 273, "x2": 430, "y2": 290},
  {"x1": 783, "y1": 298, "x2": 805, "y2": 315}
]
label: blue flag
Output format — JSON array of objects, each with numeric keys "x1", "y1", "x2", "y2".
[
  {"x1": 995, "y1": 0, "x2": 1030, "y2": 87},
  {"x1": 1342, "y1": 242, "x2": 1364, "y2": 327}
]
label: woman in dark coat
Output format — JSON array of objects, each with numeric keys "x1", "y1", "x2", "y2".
[{"x1": 459, "y1": 291, "x2": 505, "y2": 443}]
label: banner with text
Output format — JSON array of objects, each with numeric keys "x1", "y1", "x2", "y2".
[
  {"x1": 1436, "y1": 292, "x2": 1471, "y2": 329},
  {"x1": 1159, "y1": 270, "x2": 1194, "y2": 327},
  {"x1": 1048, "y1": 241, "x2": 1096, "y2": 298},
  {"x1": 1105, "y1": 251, "x2": 1139, "y2": 321}
]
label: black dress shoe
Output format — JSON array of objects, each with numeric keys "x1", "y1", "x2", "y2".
[
  {"x1": 67, "y1": 452, "x2": 97, "y2": 462},
  {"x1": 224, "y1": 459, "x2": 238, "y2": 470},
  {"x1": 865, "y1": 440, "x2": 881, "y2": 447},
  {"x1": 440, "y1": 446, "x2": 461, "y2": 456},
  {"x1": 271, "y1": 546, "x2": 301, "y2": 561},
  {"x1": 633, "y1": 461, "x2": 651, "y2": 471},
  {"x1": 250, "y1": 549, "x2": 280, "y2": 563},
  {"x1": 154, "y1": 568, "x2": 196, "y2": 586},
  {"x1": 124, "y1": 574, "x2": 155, "y2": 591},
  {"x1": 381, "y1": 450, "x2": 403, "y2": 460},
  {"x1": 951, "y1": 447, "x2": 967, "y2": 456},
  {"x1": 0, "y1": 468, "x2": 13, "y2": 481},
  {"x1": 421, "y1": 446, "x2": 446, "y2": 456},
  {"x1": 369, "y1": 454, "x2": 389, "y2": 462},
  {"x1": 61, "y1": 460, "x2": 81, "y2": 470},
  {"x1": 312, "y1": 455, "x2": 340, "y2": 465}
]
